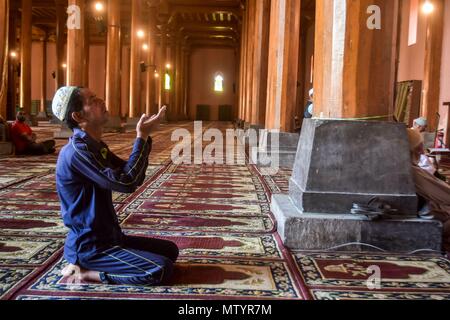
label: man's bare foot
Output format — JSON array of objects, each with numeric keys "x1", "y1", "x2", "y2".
[
  {"x1": 61, "y1": 264, "x2": 79, "y2": 277},
  {"x1": 61, "y1": 264, "x2": 102, "y2": 283}
]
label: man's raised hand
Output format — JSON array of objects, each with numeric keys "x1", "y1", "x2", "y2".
[{"x1": 136, "y1": 106, "x2": 167, "y2": 140}]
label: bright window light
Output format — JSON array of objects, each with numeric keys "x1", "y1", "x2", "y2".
[
  {"x1": 165, "y1": 73, "x2": 171, "y2": 90},
  {"x1": 214, "y1": 75, "x2": 224, "y2": 92}
]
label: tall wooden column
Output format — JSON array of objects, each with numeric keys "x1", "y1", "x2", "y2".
[
  {"x1": 159, "y1": 25, "x2": 167, "y2": 108},
  {"x1": 238, "y1": 6, "x2": 247, "y2": 122},
  {"x1": 55, "y1": 0, "x2": 66, "y2": 89},
  {"x1": 183, "y1": 47, "x2": 190, "y2": 119},
  {"x1": 265, "y1": 0, "x2": 301, "y2": 132},
  {"x1": 250, "y1": 0, "x2": 270, "y2": 127},
  {"x1": 67, "y1": 0, "x2": 85, "y2": 86},
  {"x1": 175, "y1": 35, "x2": 183, "y2": 121},
  {"x1": 7, "y1": 3, "x2": 17, "y2": 120},
  {"x1": 422, "y1": 0, "x2": 445, "y2": 132},
  {"x1": 313, "y1": 0, "x2": 398, "y2": 120},
  {"x1": 37, "y1": 36, "x2": 48, "y2": 120},
  {"x1": 20, "y1": 0, "x2": 32, "y2": 115},
  {"x1": 146, "y1": 6, "x2": 157, "y2": 115},
  {"x1": 129, "y1": 0, "x2": 143, "y2": 120},
  {"x1": 105, "y1": 0, "x2": 121, "y2": 128},
  {"x1": 244, "y1": 0, "x2": 256, "y2": 125},
  {"x1": 0, "y1": 0, "x2": 9, "y2": 119},
  {"x1": 168, "y1": 38, "x2": 176, "y2": 121},
  {"x1": 83, "y1": 14, "x2": 90, "y2": 88}
]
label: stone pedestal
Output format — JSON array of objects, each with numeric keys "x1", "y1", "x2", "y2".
[
  {"x1": 237, "y1": 125, "x2": 263, "y2": 161},
  {"x1": 104, "y1": 116, "x2": 123, "y2": 133},
  {"x1": 290, "y1": 119, "x2": 418, "y2": 215},
  {"x1": 272, "y1": 119, "x2": 443, "y2": 252},
  {"x1": 54, "y1": 125, "x2": 73, "y2": 139},
  {"x1": 36, "y1": 112, "x2": 48, "y2": 121},
  {"x1": 251, "y1": 130, "x2": 299, "y2": 169},
  {"x1": 0, "y1": 142, "x2": 13, "y2": 155},
  {"x1": 124, "y1": 117, "x2": 140, "y2": 131},
  {"x1": 272, "y1": 194, "x2": 442, "y2": 252}
]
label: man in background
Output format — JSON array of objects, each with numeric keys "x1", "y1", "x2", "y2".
[{"x1": 10, "y1": 110, "x2": 56, "y2": 155}]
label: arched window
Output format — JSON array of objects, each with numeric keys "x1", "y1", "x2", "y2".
[
  {"x1": 214, "y1": 74, "x2": 224, "y2": 92},
  {"x1": 165, "y1": 73, "x2": 171, "y2": 90}
]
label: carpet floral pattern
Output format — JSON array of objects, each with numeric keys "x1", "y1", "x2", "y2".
[{"x1": 0, "y1": 122, "x2": 449, "y2": 300}]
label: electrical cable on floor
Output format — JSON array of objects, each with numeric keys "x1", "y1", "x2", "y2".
[{"x1": 298, "y1": 242, "x2": 447, "y2": 256}]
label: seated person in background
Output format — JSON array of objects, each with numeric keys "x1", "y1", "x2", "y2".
[
  {"x1": 0, "y1": 115, "x2": 7, "y2": 141},
  {"x1": 412, "y1": 117, "x2": 428, "y2": 133},
  {"x1": 10, "y1": 110, "x2": 56, "y2": 155},
  {"x1": 304, "y1": 89, "x2": 314, "y2": 119},
  {"x1": 52, "y1": 86, "x2": 177, "y2": 285},
  {"x1": 408, "y1": 128, "x2": 450, "y2": 224}
]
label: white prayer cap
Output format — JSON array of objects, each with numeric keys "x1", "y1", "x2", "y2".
[
  {"x1": 52, "y1": 86, "x2": 78, "y2": 122},
  {"x1": 414, "y1": 117, "x2": 427, "y2": 127}
]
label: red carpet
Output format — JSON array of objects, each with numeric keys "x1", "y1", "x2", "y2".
[{"x1": 0, "y1": 122, "x2": 449, "y2": 300}]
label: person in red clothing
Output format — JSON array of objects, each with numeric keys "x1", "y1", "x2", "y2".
[{"x1": 10, "y1": 110, "x2": 56, "y2": 155}]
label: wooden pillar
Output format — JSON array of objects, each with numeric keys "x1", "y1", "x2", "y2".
[
  {"x1": 422, "y1": 0, "x2": 445, "y2": 132},
  {"x1": 121, "y1": 46, "x2": 131, "y2": 117},
  {"x1": 238, "y1": 6, "x2": 247, "y2": 121},
  {"x1": 313, "y1": 0, "x2": 398, "y2": 120},
  {"x1": 20, "y1": 0, "x2": 32, "y2": 115},
  {"x1": 67, "y1": 0, "x2": 85, "y2": 87},
  {"x1": 55, "y1": 0, "x2": 66, "y2": 89},
  {"x1": 38, "y1": 37, "x2": 48, "y2": 118},
  {"x1": 174, "y1": 35, "x2": 182, "y2": 121},
  {"x1": 83, "y1": 13, "x2": 90, "y2": 88},
  {"x1": 265, "y1": 0, "x2": 301, "y2": 132},
  {"x1": 183, "y1": 47, "x2": 190, "y2": 119},
  {"x1": 7, "y1": 3, "x2": 16, "y2": 120},
  {"x1": 129, "y1": 0, "x2": 143, "y2": 119},
  {"x1": 250, "y1": 0, "x2": 270, "y2": 126},
  {"x1": 445, "y1": 102, "x2": 450, "y2": 147},
  {"x1": 159, "y1": 25, "x2": 167, "y2": 108},
  {"x1": 244, "y1": 0, "x2": 256, "y2": 124},
  {"x1": 0, "y1": 0, "x2": 9, "y2": 119},
  {"x1": 169, "y1": 38, "x2": 176, "y2": 120},
  {"x1": 145, "y1": 5, "x2": 157, "y2": 115},
  {"x1": 105, "y1": 0, "x2": 121, "y2": 122}
]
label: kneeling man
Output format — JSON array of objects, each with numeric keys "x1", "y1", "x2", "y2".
[{"x1": 52, "y1": 86, "x2": 178, "y2": 285}]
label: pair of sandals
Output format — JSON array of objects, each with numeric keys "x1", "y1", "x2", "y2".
[{"x1": 351, "y1": 197, "x2": 399, "y2": 221}]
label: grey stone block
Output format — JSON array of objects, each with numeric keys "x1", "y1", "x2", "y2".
[
  {"x1": 53, "y1": 126, "x2": 73, "y2": 139},
  {"x1": 271, "y1": 194, "x2": 443, "y2": 252},
  {"x1": 253, "y1": 131, "x2": 300, "y2": 168},
  {"x1": 104, "y1": 116, "x2": 124, "y2": 133},
  {"x1": 0, "y1": 142, "x2": 13, "y2": 155},
  {"x1": 290, "y1": 119, "x2": 418, "y2": 215}
]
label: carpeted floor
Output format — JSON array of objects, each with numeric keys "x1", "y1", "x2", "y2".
[{"x1": 0, "y1": 121, "x2": 449, "y2": 300}]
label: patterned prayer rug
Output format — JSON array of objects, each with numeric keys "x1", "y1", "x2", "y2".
[
  {"x1": 2, "y1": 122, "x2": 450, "y2": 301},
  {"x1": 292, "y1": 252, "x2": 450, "y2": 300},
  {"x1": 13, "y1": 257, "x2": 301, "y2": 300}
]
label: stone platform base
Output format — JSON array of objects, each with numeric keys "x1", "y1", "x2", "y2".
[
  {"x1": 104, "y1": 116, "x2": 124, "y2": 133},
  {"x1": 0, "y1": 142, "x2": 13, "y2": 155},
  {"x1": 54, "y1": 126, "x2": 73, "y2": 139},
  {"x1": 251, "y1": 131, "x2": 299, "y2": 169},
  {"x1": 124, "y1": 118, "x2": 140, "y2": 131},
  {"x1": 271, "y1": 194, "x2": 443, "y2": 252},
  {"x1": 252, "y1": 150, "x2": 297, "y2": 169}
]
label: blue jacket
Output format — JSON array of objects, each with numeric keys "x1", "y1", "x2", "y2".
[{"x1": 56, "y1": 128, "x2": 151, "y2": 264}]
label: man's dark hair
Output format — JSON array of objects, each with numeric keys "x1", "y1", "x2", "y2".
[{"x1": 65, "y1": 87, "x2": 84, "y2": 130}]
